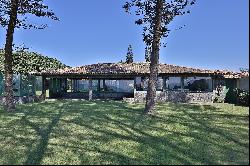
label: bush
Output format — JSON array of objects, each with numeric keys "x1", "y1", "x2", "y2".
[
  {"x1": 214, "y1": 86, "x2": 229, "y2": 103},
  {"x1": 233, "y1": 88, "x2": 249, "y2": 106}
]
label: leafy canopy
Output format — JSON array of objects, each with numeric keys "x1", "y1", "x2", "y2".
[
  {"x1": 0, "y1": 49, "x2": 68, "y2": 74},
  {"x1": 0, "y1": 0, "x2": 58, "y2": 29},
  {"x1": 123, "y1": 0, "x2": 195, "y2": 47}
]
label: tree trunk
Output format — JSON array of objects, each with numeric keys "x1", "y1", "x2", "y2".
[
  {"x1": 144, "y1": 0, "x2": 163, "y2": 115},
  {"x1": 4, "y1": 0, "x2": 18, "y2": 112}
]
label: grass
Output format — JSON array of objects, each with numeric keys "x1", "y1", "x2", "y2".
[{"x1": 0, "y1": 100, "x2": 249, "y2": 165}]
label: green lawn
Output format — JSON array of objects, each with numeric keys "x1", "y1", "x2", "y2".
[{"x1": 0, "y1": 101, "x2": 249, "y2": 165}]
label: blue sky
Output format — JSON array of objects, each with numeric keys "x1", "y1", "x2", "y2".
[{"x1": 0, "y1": 0, "x2": 249, "y2": 71}]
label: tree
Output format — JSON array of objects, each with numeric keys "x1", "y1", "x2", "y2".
[
  {"x1": 123, "y1": 0, "x2": 195, "y2": 114},
  {"x1": 0, "y1": 49, "x2": 68, "y2": 74},
  {"x1": 126, "y1": 44, "x2": 134, "y2": 63},
  {"x1": 0, "y1": 0, "x2": 58, "y2": 112},
  {"x1": 239, "y1": 68, "x2": 249, "y2": 73}
]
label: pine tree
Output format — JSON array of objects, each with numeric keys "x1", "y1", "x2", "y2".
[
  {"x1": 126, "y1": 44, "x2": 134, "y2": 64},
  {"x1": 0, "y1": 0, "x2": 58, "y2": 112},
  {"x1": 123, "y1": 0, "x2": 196, "y2": 114}
]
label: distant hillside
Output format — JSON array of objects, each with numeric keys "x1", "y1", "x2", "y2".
[{"x1": 0, "y1": 50, "x2": 69, "y2": 74}]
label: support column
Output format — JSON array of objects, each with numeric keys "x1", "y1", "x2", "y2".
[
  {"x1": 163, "y1": 77, "x2": 167, "y2": 92},
  {"x1": 134, "y1": 77, "x2": 142, "y2": 91},
  {"x1": 97, "y1": 79, "x2": 101, "y2": 92},
  {"x1": 236, "y1": 78, "x2": 240, "y2": 89},
  {"x1": 134, "y1": 77, "x2": 137, "y2": 91},
  {"x1": 70, "y1": 79, "x2": 73, "y2": 92},
  {"x1": 42, "y1": 76, "x2": 46, "y2": 99},
  {"x1": 180, "y1": 77, "x2": 185, "y2": 92},
  {"x1": 75, "y1": 79, "x2": 78, "y2": 92},
  {"x1": 73, "y1": 79, "x2": 77, "y2": 92},
  {"x1": 133, "y1": 77, "x2": 137, "y2": 98},
  {"x1": 89, "y1": 78, "x2": 93, "y2": 101},
  {"x1": 32, "y1": 75, "x2": 36, "y2": 96},
  {"x1": 211, "y1": 77, "x2": 214, "y2": 91},
  {"x1": 97, "y1": 79, "x2": 101, "y2": 98},
  {"x1": 103, "y1": 79, "x2": 106, "y2": 91},
  {"x1": 212, "y1": 77, "x2": 218, "y2": 91},
  {"x1": 64, "y1": 78, "x2": 68, "y2": 92},
  {"x1": 58, "y1": 78, "x2": 61, "y2": 93}
]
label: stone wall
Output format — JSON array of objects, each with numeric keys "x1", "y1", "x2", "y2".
[
  {"x1": 98, "y1": 92, "x2": 133, "y2": 100},
  {"x1": 51, "y1": 92, "x2": 134, "y2": 100},
  {"x1": 133, "y1": 91, "x2": 215, "y2": 103},
  {"x1": 134, "y1": 91, "x2": 167, "y2": 103},
  {"x1": 0, "y1": 95, "x2": 43, "y2": 105}
]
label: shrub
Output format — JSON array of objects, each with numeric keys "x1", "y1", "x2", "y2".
[
  {"x1": 214, "y1": 86, "x2": 229, "y2": 103},
  {"x1": 233, "y1": 88, "x2": 249, "y2": 106}
]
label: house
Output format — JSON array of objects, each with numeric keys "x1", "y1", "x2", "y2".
[
  {"x1": 0, "y1": 62, "x2": 248, "y2": 104},
  {"x1": 33, "y1": 62, "x2": 249, "y2": 103}
]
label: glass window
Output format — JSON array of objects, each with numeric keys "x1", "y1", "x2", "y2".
[
  {"x1": 141, "y1": 77, "x2": 148, "y2": 91},
  {"x1": 117, "y1": 80, "x2": 134, "y2": 93},
  {"x1": 104, "y1": 80, "x2": 117, "y2": 92},
  {"x1": 166, "y1": 77, "x2": 181, "y2": 91},
  {"x1": 20, "y1": 75, "x2": 36, "y2": 96},
  {"x1": 135, "y1": 77, "x2": 142, "y2": 91},
  {"x1": 140, "y1": 77, "x2": 164, "y2": 91},
  {"x1": 105, "y1": 80, "x2": 134, "y2": 93},
  {"x1": 73, "y1": 79, "x2": 98, "y2": 92},
  {"x1": 184, "y1": 77, "x2": 212, "y2": 92},
  {"x1": 77, "y1": 79, "x2": 90, "y2": 92},
  {"x1": 1, "y1": 74, "x2": 23, "y2": 96},
  {"x1": 157, "y1": 77, "x2": 163, "y2": 91},
  {"x1": 35, "y1": 76, "x2": 42, "y2": 91}
]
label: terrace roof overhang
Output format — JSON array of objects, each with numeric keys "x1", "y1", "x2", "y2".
[
  {"x1": 32, "y1": 63, "x2": 248, "y2": 79},
  {"x1": 34, "y1": 72, "x2": 218, "y2": 79}
]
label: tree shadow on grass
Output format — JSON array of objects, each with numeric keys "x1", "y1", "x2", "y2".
[
  {"x1": 22, "y1": 113, "x2": 62, "y2": 165},
  {"x1": 170, "y1": 103, "x2": 249, "y2": 147},
  {"x1": 1, "y1": 100, "x2": 248, "y2": 165},
  {"x1": 64, "y1": 101, "x2": 249, "y2": 164},
  {"x1": 18, "y1": 103, "x2": 63, "y2": 165},
  {"x1": 164, "y1": 103, "x2": 249, "y2": 164}
]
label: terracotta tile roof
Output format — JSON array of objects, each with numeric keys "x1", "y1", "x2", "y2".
[
  {"x1": 219, "y1": 70, "x2": 249, "y2": 79},
  {"x1": 35, "y1": 62, "x2": 248, "y2": 78}
]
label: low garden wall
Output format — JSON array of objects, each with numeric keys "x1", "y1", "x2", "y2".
[
  {"x1": 98, "y1": 92, "x2": 133, "y2": 100},
  {"x1": 0, "y1": 92, "x2": 215, "y2": 104},
  {"x1": 50, "y1": 92, "x2": 134, "y2": 100},
  {"x1": 132, "y1": 91, "x2": 215, "y2": 103}
]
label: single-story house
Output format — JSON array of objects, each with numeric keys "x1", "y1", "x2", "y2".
[
  {"x1": 0, "y1": 62, "x2": 248, "y2": 104},
  {"x1": 33, "y1": 62, "x2": 249, "y2": 103}
]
